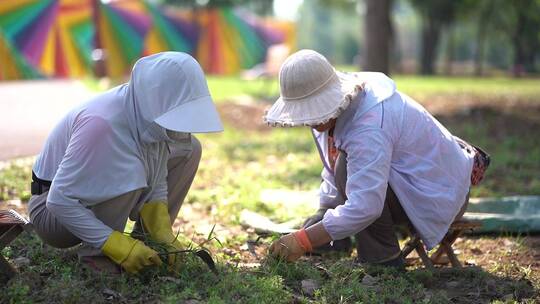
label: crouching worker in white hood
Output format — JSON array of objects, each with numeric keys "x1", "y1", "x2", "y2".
[
  {"x1": 266, "y1": 50, "x2": 489, "y2": 269},
  {"x1": 28, "y1": 52, "x2": 223, "y2": 274}
]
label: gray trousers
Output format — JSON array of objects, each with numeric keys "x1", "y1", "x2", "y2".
[
  {"x1": 334, "y1": 151, "x2": 468, "y2": 263},
  {"x1": 28, "y1": 137, "x2": 202, "y2": 257}
]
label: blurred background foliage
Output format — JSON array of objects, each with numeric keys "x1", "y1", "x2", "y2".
[{"x1": 164, "y1": 0, "x2": 540, "y2": 76}]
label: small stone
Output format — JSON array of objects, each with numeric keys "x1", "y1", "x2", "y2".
[
  {"x1": 185, "y1": 300, "x2": 201, "y2": 304},
  {"x1": 470, "y1": 247, "x2": 483, "y2": 255},
  {"x1": 361, "y1": 274, "x2": 379, "y2": 286},
  {"x1": 424, "y1": 290, "x2": 433, "y2": 301},
  {"x1": 237, "y1": 262, "x2": 261, "y2": 268},
  {"x1": 12, "y1": 257, "x2": 30, "y2": 267},
  {"x1": 7, "y1": 200, "x2": 22, "y2": 208},
  {"x1": 301, "y1": 279, "x2": 320, "y2": 297},
  {"x1": 239, "y1": 243, "x2": 249, "y2": 251},
  {"x1": 222, "y1": 248, "x2": 236, "y2": 256},
  {"x1": 446, "y1": 281, "x2": 459, "y2": 288},
  {"x1": 102, "y1": 288, "x2": 120, "y2": 299},
  {"x1": 503, "y1": 294, "x2": 514, "y2": 301},
  {"x1": 160, "y1": 276, "x2": 182, "y2": 284},
  {"x1": 465, "y1": 259, "x2": 476, "y2": 266},
  {"x1": 503, "y1": 239, "x2": 514, "y2": 247}
]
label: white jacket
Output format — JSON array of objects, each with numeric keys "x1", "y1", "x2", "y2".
[
  {"x1": 315, "y1": 72, "x2": 474, "y2": 249},
  {"x1": 33, "y1": 52, "x2": 221, "y2": 248}
]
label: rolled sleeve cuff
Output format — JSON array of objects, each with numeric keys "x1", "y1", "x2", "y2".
[
  {"x1": 321, "y1": 203, "x2": 381, "y2": 241},
  {"x1": 321, "y1": 209, "x2": 350, "y2": 241}
]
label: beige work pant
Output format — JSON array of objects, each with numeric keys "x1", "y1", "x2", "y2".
[
  {"x1": 27, "y1": 137, "x2": 202, "y2": 257},
  {"x1": 334, "y1": 151, "x2": 469, "y2": 263}
]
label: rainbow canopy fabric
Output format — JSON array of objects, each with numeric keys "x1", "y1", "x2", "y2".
[
  {"x1": 0, "y1": 0, "x2": 94, "y2": 80},
  {"x1": 0, "y1": 0, "x2": 296, "y2": 80}
]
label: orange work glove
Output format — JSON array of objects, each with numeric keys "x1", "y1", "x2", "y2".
[{"x1": 269, "y1": 229, "x2": 313, "y2": 262}]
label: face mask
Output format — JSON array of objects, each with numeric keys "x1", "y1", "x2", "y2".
[
  {"x1": 166, "y1": 130, "x2": 193, "y2": 157},
  {"x1": 166, "y1": 129, "x2": 191, "y2": 143},
  {"x1": 141, "y1": 122, "x2": 170, "y2": 143}
]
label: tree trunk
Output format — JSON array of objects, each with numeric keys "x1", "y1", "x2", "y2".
[
  {"x1": 443, "y1": 27, "x2": 454, "y2": 75},
  {"x1": 512, "y1": 11, "x2": 526, "y2": 77},
  {"x1": 473, "y1": 3, "x2": 493, "y2": 76},
  {"x1": 474, "y1": 29, "x2": 487, "y2": 76},
  {"x1": 363, "y1": 0, "x2": 392, "y2": 74},
  {"x1": 420, "y1": 15, "x2": 441, "y2": 75}
]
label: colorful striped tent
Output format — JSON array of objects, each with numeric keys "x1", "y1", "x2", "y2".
[
  {"x1": 195, "y1": 8, "x2": 268, "y2": 74},
  {"x1": 0, "y1": 28, "x2": 40, "y2": 80},
  {"x1": 96, "y1": 0, "x2": 151, "y2": 78},
  {"x1": 0, "y1": 0, "x2": 94, "y2": 79},
  {"x1": 143, "y1": 4, "x2": 199, "y2": 55},
  {"x1": 0, "y1": 0, "x2": 296, "y2": 79}
]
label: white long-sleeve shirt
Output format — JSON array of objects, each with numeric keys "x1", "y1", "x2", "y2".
[
  {"x1": 316, "y1": 73, "x2": 474, "y2": 249},
  {"x1": 32, "y1": 53, "x2": 213, "y2": 248}
]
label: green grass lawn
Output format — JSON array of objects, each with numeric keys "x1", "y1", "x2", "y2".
[
  {"x1": 2, "y1": 230, "x2": 536, "y2": 303},
  {"x1": 1, "y1": 75, "x2": 539, "y2": 303},
  {"x1": 205, "y1": 74, "x2": 540, "y2": 104},
  {"x1": 394, "y1": 76, "x2": 540, "y2": 101}
]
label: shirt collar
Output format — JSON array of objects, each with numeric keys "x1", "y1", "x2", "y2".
[{"x1": 333, "y1": 93, "x2": 363, "y2": 147}]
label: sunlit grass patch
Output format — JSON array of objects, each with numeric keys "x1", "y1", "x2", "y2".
[
  {"x1": 206, "y1": 73, "x2": 540, "y2": 106},
  {"x1": 192, "y1": 126, "x2": 321, "y2": 223},
  {"x1": 0, "y1": 157, "x2": 33, "y2": 201},
  {"x1": 395, "y1": 75, "x2": 540, "y2": 102}
]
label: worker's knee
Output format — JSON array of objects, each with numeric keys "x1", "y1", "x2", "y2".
[
  {"x1": 190, "y1": 135, "x2": 202, "y2": 165},
  {"x1": 39, "y1": 232, "x2": 81, "y2": 249},
  {"x1": 29, "y1": 200, "x2": 82, "y2": 249}
]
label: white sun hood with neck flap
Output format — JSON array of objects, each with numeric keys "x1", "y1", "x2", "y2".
[
  {"x1": 130, "y1": 52, "x2": 223, "y2": 134},
  {"x1": 33, "y1": 52, "x2": 223, "y2": 249}
]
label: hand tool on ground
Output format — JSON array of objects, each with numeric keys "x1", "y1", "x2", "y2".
[{"x1": 159, "y1": 249, "x2": 217, "y2": 274}]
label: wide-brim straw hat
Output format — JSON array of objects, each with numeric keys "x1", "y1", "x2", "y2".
[{"x1": 264, "y1": 49, "x2": 364, "y2": 127}]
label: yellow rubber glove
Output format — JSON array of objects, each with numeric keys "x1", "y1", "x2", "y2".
[
  {"x1": 101, "y1": 231, "x2": 162, "y2": 274},
  {"x1": 269, "y1": 229, "x2": 312, "y2": 262},
  {"x1": 139, "y1": 201, "x2": 184, "y2": 269}
]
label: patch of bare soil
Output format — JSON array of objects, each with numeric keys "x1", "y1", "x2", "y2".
[
  {"x1": 418, "y1": 93, "x2": 540, "y2": 119},
  {"x1": 217, "y1": 102, "x2": 271, "y2": 132},
  {"x1": 1, "y1": 200, "x2": 27, "y2": 219},
  {"x1": 218, "y1": 94, "x2": 540, "y2": 133},
  {"x1": 173, "y1": 202, "x2": 268, "y2": 266},
  {"x1": 456, "y1": 235, "x2": 540, "y2": 271},
  {"x1": 427, "y1": 235, "x2": 539, "y2": 301},
  {"x1": 434, "y1": 101, "x2": 540, "y2": 141}
]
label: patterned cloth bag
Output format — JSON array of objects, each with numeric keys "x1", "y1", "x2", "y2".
[{"x1": 454, "y1": 137, "x2": 491, "y2": 186}]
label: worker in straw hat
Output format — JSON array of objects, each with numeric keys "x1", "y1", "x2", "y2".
[
  {"x1": 266, "y1": 49, "x2": 488, "y2": 268},
  {"x1": 28, "y1": 52, "x2": 223, "y2": 274}
]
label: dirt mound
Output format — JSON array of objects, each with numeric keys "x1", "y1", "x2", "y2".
[
  {"x1": 217, "y1": 94, "x2": 540, "y2": 132},
  {"x1": 217, "y1": 102, "x2": 272, "y2": 132}
]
